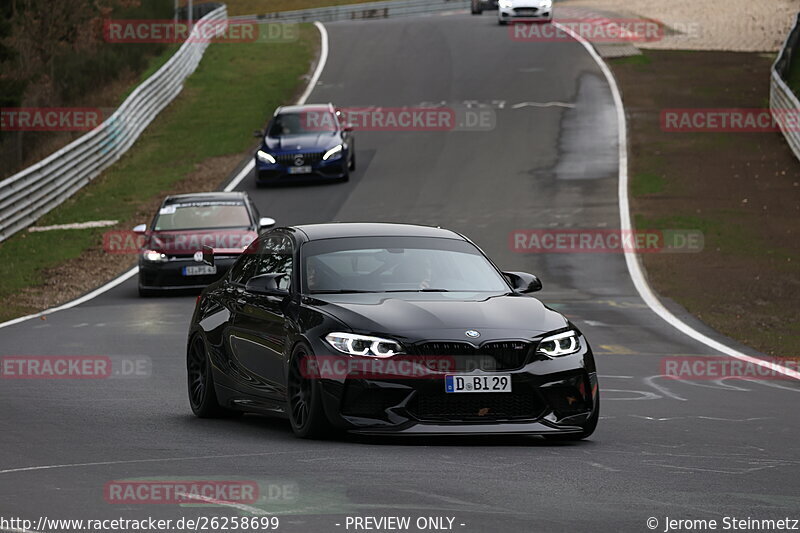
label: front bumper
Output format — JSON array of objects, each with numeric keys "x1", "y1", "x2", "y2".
[
  {"x1": 138, "y1": 256, "x2": 238, "y2": 290},
  {"x1": 311, "y1": 340, "x2": 598, "y2": 435},
  {"x1": 255, "y1": 154, "x2": 347, "y2": 184}
]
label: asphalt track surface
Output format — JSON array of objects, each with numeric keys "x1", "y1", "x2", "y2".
[{"x1": 2, "y1": 13, "x2": 800, "y2": 533}]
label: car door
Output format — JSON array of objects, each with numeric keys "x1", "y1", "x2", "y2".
[
  {"x1": 228, "y1": 233, "x2": 294, "y2": 403},
  {"x1": 214, "y1": 239, "x2": 259, "y2": 374}
]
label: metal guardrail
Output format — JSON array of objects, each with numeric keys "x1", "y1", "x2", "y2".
[
  {"x1": 0, "y1": 4, "x2": 228, "y2": 243},
  {"x1": 0, "y1": 0, "x2": 471, "y2": 243},
  {"x1": 231, "y1": 0, "x2": 469, "y2": 24},
  {"x1": 771, "y1": 12, "x2": 800, "y2": 162}
]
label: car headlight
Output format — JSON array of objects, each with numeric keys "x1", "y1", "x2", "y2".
[
  {"x1": 142, "y1": 250, "x2": 167, "y2": 262},
  {"x1": 324, "y1": 332, "x2": 402, "y2": 358},
  {"x1": 322, "y1": 144, "x2": 343, "y2": 161},
  {"x1": 256, "y1": 150, "x2": 276, "y2": 164},
  {"x1": 537, "y1": 330, "x2": 581, "y2": 357}
]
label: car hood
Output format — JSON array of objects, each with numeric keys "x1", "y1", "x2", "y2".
[
  {"x1": 264, "y1": 133, "x2": 340, "y2": 152},
  {"x1": 145, "y1": 229, "x2": 257, "y2": 255},
  {"x1": 310, "y1": 292, "x2": 568, "y2": 341},
  {"x1": 510, "y1": 0, "x2": 550, "y2": 6}
]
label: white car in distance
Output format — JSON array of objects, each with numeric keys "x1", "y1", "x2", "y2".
[{"x1": 497, "y1": 0, "x2": 553, "y2": 25}]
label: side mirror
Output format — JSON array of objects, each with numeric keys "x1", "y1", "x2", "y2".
[
  {"x1": 503, "y1": 271, "x2": 542, "y2": 293},
  {"x1": 132, "y1": 223, "x2": 147, "y2": 233},
  {"x1": 259, "y1": 217, "x2": 276, "y2": 230},
  {"x1": 253, "y1": 129, "x2": 264, "y2": 138},
  {"x1": 201, "y1": 245, "x2": 215, "y2": 268},
  {"x1": 245, "y1": 273, "x2": 289, "y2": 297}
]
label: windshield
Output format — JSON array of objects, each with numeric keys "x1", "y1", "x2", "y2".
[
  {"x1": 268, "y1": 111, "x2": 336, "y2": 136},
  {"x1": 302, "y1": 236, "x2": 509, "y2": 294},
  {"x1": 153, "y1": 202, "x2": 251, "y2": 231}
]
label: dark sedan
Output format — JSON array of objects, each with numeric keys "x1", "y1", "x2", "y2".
[
  {"x1": 187, "y1": 223, "x2": 599, "y2": 440},
  {"x1": 254, "y1": 103, "x2": 355, "y2": 185},
  {"x1": 135, "y1": 192, "x2": 274, "y2": 296}
]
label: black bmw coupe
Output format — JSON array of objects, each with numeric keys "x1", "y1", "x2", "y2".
[{"x1": 187, "y1": 223, "x2": 599, "y2": 440}]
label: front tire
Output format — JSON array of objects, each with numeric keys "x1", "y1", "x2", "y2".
[
  {"x1": 287, "y1": 344, "x2": 334, "y2": 439},
  {"x1": 187, "y1": 335, "x2": 239, "y2": 418}
]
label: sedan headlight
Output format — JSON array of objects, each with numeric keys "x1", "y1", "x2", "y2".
[
  {"x1": 142, "y1": 250, "x2": 167, "y2": 262},
  {"x1": 537, "y1": 330, "x2": 580, "y2": 357},
  {"x1": 322, "y1": 144, "x2": 343, "y2": 161},
  {"x1": 325, "y1": 332, "x2": 402, "y2": 358},
  {"x1": 256, "y1": 150, "x2": 276, "y2": 164}
]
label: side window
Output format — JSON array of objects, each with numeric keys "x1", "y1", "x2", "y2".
[
  {"x1": 249, "y1": 200, "x2": 260, "y2": 225},
  {"x1": 228, "y1": 239, "x2": 260, "y2": 285},
  {"x1": 254, "y1": 234, "x2": 293, "y2": 290}
]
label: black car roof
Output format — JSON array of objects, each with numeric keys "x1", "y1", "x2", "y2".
[
  {"x1": 291, "y1": 222, "x2": 463, "y2": 241},
  {"x1": 163, "y1": 192, "x2": 249, "y2": 205}
]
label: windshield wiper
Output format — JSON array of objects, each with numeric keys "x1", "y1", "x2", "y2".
[
  {"x1": 309, "y1": 289, "x2": 374, "y2": 294},
  {"x1": 384, "y1": 288, "x2": 450, "y2": 293}
]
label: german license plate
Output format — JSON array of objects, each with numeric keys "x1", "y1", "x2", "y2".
[
  {"x1": 288, "y1": 166, "x2": 312, "y2": 174},
  {"x1": 183, "y1": 265, "x2": 217, "y2": 276},
  {"x1": 445, "y1": 374, "x2": 512, "y2": 393}
]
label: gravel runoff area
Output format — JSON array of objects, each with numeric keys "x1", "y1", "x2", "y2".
[{"x1": 559, "y1": 0, "x2": 800, "y2": 52}]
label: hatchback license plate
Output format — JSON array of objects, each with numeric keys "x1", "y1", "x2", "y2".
[
  {"x1": 445, "y1": 374, "x2": 512, "y2": 393},
  {"x1": 183, "y1": 265, "x2": 217, "y2": 276}
]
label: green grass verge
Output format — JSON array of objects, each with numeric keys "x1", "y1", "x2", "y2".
[
  {"x1": 224, "y1": 0, "x2": 401, "y2": 17},
  {"x1": 119, "y1": 44, "x2": 180, "y2": 103},
  {"x1": 610, "y1": 54, "x2": 651, "y2": 68},
  {"x1": 631, "y1": 172, "x2": 665, "y2": 196},
  {"x1": 634, "y1": 214, "x2": 800, "y2": 353},
  {"x1": 0, "y1": 25, "x2": 316, "y2": 321},
  {"x1": 634, "y1": 213, "x2": 799, "y2": 265}
]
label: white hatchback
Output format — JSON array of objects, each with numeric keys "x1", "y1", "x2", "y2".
[{"x1": 498, "y1": 0, "x2": 553, "y2": 25}]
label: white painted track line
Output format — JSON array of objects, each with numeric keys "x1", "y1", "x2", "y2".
[
  {"x1": 0, "y1": 267, "x2": 138, "y2": 329},
  {"x1": 553, "y1": 21, "x2": 800, "y2": 381},
  {"x1": 0, "y1": 22, "x2": 330, "y2": 330},
  {"x1": 4, "y1": 18, "x2": 798, "y2": 385},
  {"x1": 224, "y1": 21, "x2": 329, "y2": 192}
]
